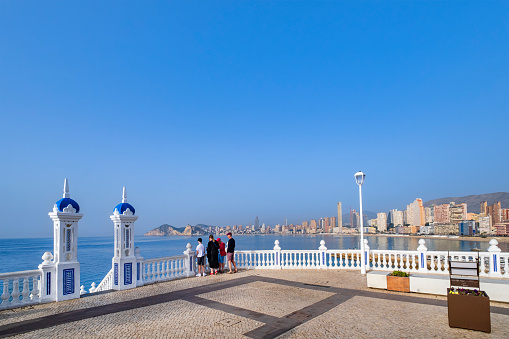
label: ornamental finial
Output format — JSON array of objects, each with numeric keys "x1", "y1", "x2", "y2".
[
  {"x1": 122, "y1": 186, "x2": 127, "y2": 203},
  {"x1": 63, "y1": 178, "x2": 70, "y2": 198}
]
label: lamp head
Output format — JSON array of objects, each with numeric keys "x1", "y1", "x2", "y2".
[{"x1": 354, "y1": 171, "x2": 365, "y2": 186}]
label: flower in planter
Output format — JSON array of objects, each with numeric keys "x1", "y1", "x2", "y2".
[
  {"x1": 388, "y1": 270, "x2": 409, "y2": 277},
  {"x1": 449, "y1": 287, "x2": 487, "y2": 297}
]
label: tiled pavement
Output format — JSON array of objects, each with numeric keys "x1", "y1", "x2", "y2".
[{"x1": 0, "y1": 270, "x2": 508, "y2": 338}]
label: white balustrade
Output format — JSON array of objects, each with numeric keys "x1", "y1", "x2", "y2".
[
  {"x1": 0, "y1": 270, "x2": 41, "y2": 310},
  {"x1": 141, "y1": 255, "x2": 186, "y2": 283},
  {"x1": 93, "y1": 268, "x2": 113, "y2": 293}
]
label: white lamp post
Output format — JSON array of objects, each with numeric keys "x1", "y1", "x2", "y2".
[{"x1": 354, "y1": 171, "x2": 366, "y2": 274}]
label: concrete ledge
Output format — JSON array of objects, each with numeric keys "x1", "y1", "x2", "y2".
[
  {"x1": 366, "y1": 271, "x2": 387, "y2": 289},
  {"x1": 367, "y1": 271, "x2": 509, "y2": 303}
]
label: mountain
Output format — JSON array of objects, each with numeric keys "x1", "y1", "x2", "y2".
[
  {"x1": 144, "y1": 224, "x2": 208, "y2": 236},
  {"x1": 423, "y1": 192, "x2": 509, "y2": 213}
]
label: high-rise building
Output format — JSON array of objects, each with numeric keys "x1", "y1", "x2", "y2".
[
  {"x1": 478, "y1": 216, "x2": 491, "y2": 234},
  {"x1": 434, "y1": 204, "x2": 450, "y2": 224},
  {"x1": 409, "y1": 198, "x2": 425, "y2": 226},
  {"x1": 350, "y1": 209, "x2": 359, "y2": 229},
  {"x1": 255, "y1": 216, "x2": 259, "y2": 230},
  {"x1": 502, "y1": 209, "x2": 509, "y2": 222},
  {"x1": 393, "y1": 210, "x2": 404, "y2": 226},
  {"x1": 337, "y1": 202, "x2": 342, "y2": 231},
  {"x1": 480, "y1": 201, "x2": 488, "y2": 215},
  {"x1": 310, "y1": 219, "x2": 317, "y2": 233},
  {"x1": 323, "y1": 217, "x2": 330, "y2": 232},
  {"x1": 450, "y1": 203, "x2": 467, "y2": 225},
  {"x1": 376, "y1": 212, "x2": 387, "y2": 232},
  {"x1": 424, "y1": 207, "x2": 434, "y2": 224},
  {"x1": 487, "y1": 202, "x2": 502, "y2": 226}
]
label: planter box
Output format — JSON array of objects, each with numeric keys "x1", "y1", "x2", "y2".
[
  {"x1": 447, "y1": 288, "x2": 491, "y2": 333},
  {"x1": 387, "y1": 275, "x2": 410, "y2": 293}
]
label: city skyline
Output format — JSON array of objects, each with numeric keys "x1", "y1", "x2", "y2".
[{"x1": 1, "y1": 2, "x2": 508, "y2": 238}]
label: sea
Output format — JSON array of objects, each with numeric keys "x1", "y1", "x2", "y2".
[{"x1": 1, "y1": 234, "x2": 507, "y2": 290}]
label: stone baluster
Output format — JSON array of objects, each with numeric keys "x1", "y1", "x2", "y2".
[
  {"x1": 21, "y1": 277, "x2": 30, "y2": 303},
  {"x1": 273, "y1": 240, "x2": 282, "y2": 269},
  {"x1": 89, "y1": 282, "x2": 97, "y2": 293},
  {"x1": 80, "y1": 285, "x2": 87, "y2": 295},
  {"x1": 1, "y1": 280, "x2": 9, "y2": 306},
  {"x1": 11, "y1": 280, "x2": 20, "y2": 305},
  {"x1": 183, "y1": 243, "x2": 195, "y2": 278},
  {"x1": 417, "y1": 239, "x2": 427, "y2": 272},
  {"x1": 31, "y1": 275, "x2": 40, "y2": 301},
  {"x1": 319, "y1": 240, "x2": 327, "y2": 269},
  {"x1": 363, "y1": 239, "x2": 370, "y2": 271},
  {"x1": 38, "y1": 251, "x2": 55, "y2": 303},
  {"x1": 488, "y1": 239, "x2": 501, "y2": 276},
  {"x1": 135, "y1": 247, "x2": 144, "y2": 286}
]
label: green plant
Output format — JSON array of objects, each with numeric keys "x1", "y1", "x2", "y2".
[
  {"x1": 449, "y1": 287, "x2": 487, "y2": 297},
  {"x1": 389, "y1": 270, "x2": 409, "y2": 277}
]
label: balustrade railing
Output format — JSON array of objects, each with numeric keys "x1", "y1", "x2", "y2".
[
  {"x1": 0, "y1": 270, "x2": 41, "y2": 310},
  {"x1": 141, "y1": 255, "x2": 186, "y2": 283},
  {"x1": 3, "y1": 238, "x2": 508, "y2": 312},
  {"x1": 91, "y1": 268, "x2": 113, "y2": 293}
]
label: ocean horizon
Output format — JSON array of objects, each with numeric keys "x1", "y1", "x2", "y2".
[{"x1": 2, "y1": 234, "x2": 506, "y2": 290}]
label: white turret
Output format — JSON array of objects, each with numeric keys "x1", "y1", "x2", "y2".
[
  {"x1": 42, "y1": 179, "x2": 83, "y2": 302},
  {"x1": 110, "y1": 187, "x2": 139, "y2": 290}
]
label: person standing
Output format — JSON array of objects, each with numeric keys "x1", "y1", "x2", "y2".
[
  {"x1": 206, "y1": 235, "x2": 220, "y2": 275},
  {"x1": 196, "y1": 238, "x2": 206, "y2": 277},
  {"x1": 226, "y1": 232, "x2": 237, "y2": 274},
  {"x1": 217, "y1": 238, "x2": 226, "y2": 273}
]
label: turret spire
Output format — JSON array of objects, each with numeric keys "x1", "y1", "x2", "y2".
[
  {"x1": 122, "y1": 186, "x2": 127, "y2": 203},
  {"x1": 63, "y1": 178, "x2": 70, "y2": 198}
]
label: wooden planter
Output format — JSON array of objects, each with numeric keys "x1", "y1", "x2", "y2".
[
  {"x1": 447, "y1": 288, "x2": 491, "y2": 333},
  {"x1": 386, "y1": 275, "x2": 410, "y2": 292}
]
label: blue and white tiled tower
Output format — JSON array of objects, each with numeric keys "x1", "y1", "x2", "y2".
[
  {"x1": 110, "y1": 187, "x2": 138, "y2": 290},
  {"x1": 43, "y1": 179, "x2": 83, "y2": 302}
]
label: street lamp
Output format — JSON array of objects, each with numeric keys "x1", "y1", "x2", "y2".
[{"x1": 354, "y1": 171, "x2": 366, "y2": 274}]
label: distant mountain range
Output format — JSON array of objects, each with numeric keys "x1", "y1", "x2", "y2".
[
  {"x1": 145, "y1": 193, "x2": 508, "y2": 233},
  {"x1": 144, "y1": 224, "x2": 209, "y2": 236},
  {"x1": 423, "y1": 192, "x2": 509, "y2": 213}
]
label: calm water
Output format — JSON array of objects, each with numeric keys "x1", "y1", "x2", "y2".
[{"x1": 1, "y1": 235, "x2": 506, "y2": 289}]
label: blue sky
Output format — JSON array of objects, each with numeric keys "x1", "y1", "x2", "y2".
[{"x1": 1, "y1": 1, "x2": 508, "y2": 238}]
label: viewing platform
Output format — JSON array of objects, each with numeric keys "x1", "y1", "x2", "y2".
[{"x1": 1, "y1": 269, "x2": 509, "y2": 338}]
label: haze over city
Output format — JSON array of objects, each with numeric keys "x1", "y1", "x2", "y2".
[{"x1": 1, "y1": 1, "x2": 508, "y2": 238}]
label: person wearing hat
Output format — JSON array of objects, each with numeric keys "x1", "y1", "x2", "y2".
[{"x1": 217, "y1": 237, "x2": 226, "y2": 273}]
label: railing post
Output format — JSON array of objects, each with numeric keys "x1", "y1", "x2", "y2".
[
  {"x1": 38, "y1": 251, "x2": 56, "y2": 303},
  {"x1": 135, "y1": 247, "x2": 144, "y2": 286},
  {"x1": 273, "y1": 240, "x2": 282, "y2": 269},
  {"x1": 488, "y1": 239, "x2": 501, "y2": 276},
  {"x1": 319, "y1": 240, "x2": 327, "y2": 269},
  {"x1": 417, "y1": 239, "x2": 428, "y2": 273},
  {"x1": 364, "y1": 239, "x2": 370, "y2": 272},
  {"x1": 183, "y1": 243, "x2": 196, "y2": 277}
]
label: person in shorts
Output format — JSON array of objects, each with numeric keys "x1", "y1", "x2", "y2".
[
  {"x1": 196, "y1": 238, "x2": 206, "y2": 276},
  {"x1": 217, "y1": 238, "x2": 226, "y2": 273},
  {"x1": 226, "y1": 232, "x2": 237, "y2": 274}
]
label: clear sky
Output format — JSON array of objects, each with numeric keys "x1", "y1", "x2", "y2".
[{"x1": 1, "y1": 1, "x2": 508, "y2": 238}]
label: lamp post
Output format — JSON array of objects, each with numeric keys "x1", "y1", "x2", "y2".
[{"x1": 354, "y1": 171, "x2": 366, "y2": 274}]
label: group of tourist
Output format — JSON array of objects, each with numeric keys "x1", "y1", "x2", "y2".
[{"x1": 195, "y1": 232, "x2": 237, "y2": 276}]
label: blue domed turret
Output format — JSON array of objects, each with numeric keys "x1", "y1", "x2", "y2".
[
  {"x1": 114, "y1": 202, "x2": 135, "y2": 215},
  {"x1": 55, "y1": 178, "x2": 80, "y2": 213},
  {"x1": 56, "y1": 197, "x2": 80, "y2": 213},
  {"x1": 113, "y1": 187, "x2": 135, "y2": 215}
]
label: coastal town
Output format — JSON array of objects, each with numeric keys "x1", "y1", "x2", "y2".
[{"x1": 148, "y1": 197, "x2": 509, "y2": 238}]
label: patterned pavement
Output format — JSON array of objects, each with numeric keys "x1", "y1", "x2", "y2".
[{"x1": 0, "y1": 270, "x2": 508, "y2": 338}]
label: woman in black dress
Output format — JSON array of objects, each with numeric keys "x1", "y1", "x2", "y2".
[{"x1": 206, "y1": 235, "x2": 220, "y2": 275}]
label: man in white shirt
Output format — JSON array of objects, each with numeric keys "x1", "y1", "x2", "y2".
[{"x1": 196, "y1": 238, "x2": 206, "y2": 276}]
